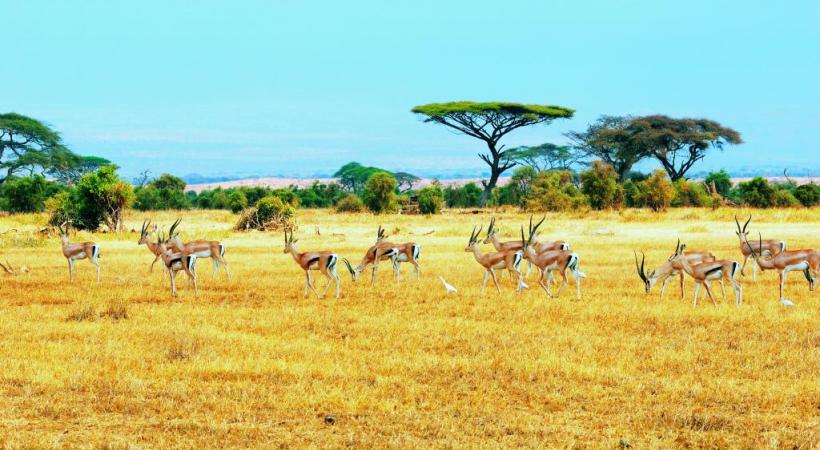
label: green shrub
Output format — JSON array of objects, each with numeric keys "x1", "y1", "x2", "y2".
[
  {"x1": 133, "y1": 174, "x2": 191, "y2": 210},
  {"x1": 444, "y1": 182, "x2": 482, "y2": 208},
  {"x1": 335, "y1": 194, "x2": 365, "y2": 213},
  {"x1": 0, "y1": 175, "x2": 64, "y2": 213},
  {"x1": 46, "y1": 166, "x2": 134, "y2": 231},
  {"x1": 704, "y1": 170, "x2": 732, "y2": 196},
  {"x1": 227, "y1": 190, "x2": 248, "y2": 213},
  {"x1": 773, "y1": 189, "x2": 800, "y2": 207},
  {"x1": 235, "y1": 195, "x2": 295, "y2": 231},
  {"x1": 793, "y1": 184, "x2": 820, "y2": 207},
  {"x1": 737, "y1": 177, "x2": 776, "y2": 208},
  {"x1": 672, "y1": 180, "x2": 712, "y2": 207},
  {"x1": 524, "y1": 171, "x2": 587, "y2": 212},
  {"x1": 641, "y1": 170, "x2": 675, "y2": 212},
  {"x1": 417, "y1": 184, "x2": 444, "y2": 214},
  {"x1": 623, "y1": 180, "x2": 645, "y2": 208},
  {"x1": 580, "y1": 160, "x2": 623, "y2": 210},
  {"x1": 362, "y1": 172, "x2": 398, "y2": 214}
]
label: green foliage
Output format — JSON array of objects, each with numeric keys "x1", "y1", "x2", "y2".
[
  {"x1": 793, "y1": 184, "x2": 820, "y2": 207},
  {"x1": 704, "y1": 170, "x2": 732, "y2": 196},
  {"x1": 495, "y1": 166, "x2": 537, "y2": 207},
  {"x1": 672, "y1": 180, "x2": 712, "y2": 207},
  {"x1": 773, "y1": 189, "x2": 800, "y2": 207},
  {"x1": 623, "y1": 180, "x2": 645, "y2": 208},
  {"x1": 641, "y1": 170, "x2": 675, "y2": 212},
  {"x1": 134, "y1": 173, "x2": 191, "y2": 211},
  {"x1": 411, "y1": 101, "x2": 574, "y2": 119},
  {"x1": 0, "y1": 175, "x2": 64, "y2": 213},
  {"x1": 335, "y1": 162, "x2": 391, "y2": 193},
  {"x1": 580, "y1": 160, "x2": 623, "y2": 210},
  {"x1": 235, "y1": 195, "x2": 296, "y2": 231},
  {"x1": 0, "y1": 112, "x2": 82, "y2": 184},
  {"x1": 505, "y1": 143, "x2": 586, "y2": 172},
  {"x1": 566, "y1": 115, "x2": 644, "y2": 181},
  {"x1": 335, "y1": 193, "x2": 365, "y2": 213},
  {"x1": 296, "y1": 181, "x2": 346, "y2": 208},
  {"x1": 227, "y1": 190, "x2": 248, "y2": 213},
  {"x1": 443, "y1": 183, "x2": 482, "y2": 208},
  {"x1": 362, "y1": 172, "x2": 398, "y2": 214},
  {"x1": 737, "y1": 177, "x2": 776, "y2": 208},
  {"x1": 523, "y1": 171, "x2": 587, "y2": 212},
  {"x1": 47, "y1": 166, "x2": 134, "y2": 231},
  {"x1": 417, "y1": 184, "x2": 444, "y2": 214}
]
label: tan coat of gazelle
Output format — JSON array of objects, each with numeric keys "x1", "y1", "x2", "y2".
[
  {"x1": 343, "y1": 226, "x2": 420, "y2": 285},
  {"x1": 165, "y1": 219, "x2": 229, "y2": 278},
  {"x1": 58, "y1": 222, "x2": 100, "y2": 283},
  {"x1": 156, "y1": 232, "x2": 198, "y2": 296},
  {"x1": 634, "y1": 240, "x2": 720, "y2": 298},
  {"x1": 520, "y1": 218, "x2": 585, "y2": 300},
  {"x1": 744, "y1": 233, "x2": 819, "y2": 302},
  {"x1": 465, "y1": 225, "x2": 526, "y2": 294},
  {"x1": 735, "y1": 215, "x2": 785, "y2": 280},
  {"x1": 483, "y1": 216, "x2": 568, "y2": 277},
  {"x1": 284, "y1": 229, "x2": 342, "y2": 299},
  {"x1": 137, "y1": 220, "x2": 169, "y2": 278},
  {"x1": 669, "y1": 242, "x2": 743, "y2": 306}
]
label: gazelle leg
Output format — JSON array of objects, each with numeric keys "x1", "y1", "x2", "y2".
[
  {"x1": 659, "y1": 276, "x2": 668, "y2": 298},
  {"x1": 332, "y1": 266, "x2": 341, "y2": 299},
  {"x1": 220, "y1": 257, "x2": 230, "y2": 279},
  {"x1": 680, "y1": 273, "x2": 686, "y2": 299},
  {"x1": 304, "y1": 272, "x2": 311, "y2": 298},
  {"x1": 740, "y1": 255, "x2": 749, "y2": 276},
  {"x1": 490, "y1": 269, "x2": 501, "y2": 294},
  {"x1": 538, "y1": 271, "x2": 549, "y2": 297},
  {"x1": 68, "y1": 258, "x2": 74, "y2": 282},
  {"x1": 693, "y1": 283, "x2": 701, "y2": 306},
  {"x1": 545, "y1": 270, "x2": 554, "y2": 298},
  {"x1": 171, "y1": 270, "x2": 177, "y2": 296},
  {"x1": 321, "y1": 271, "x2": 333, "y2": 296},
  {"x1": 481, "y1": 271, "x2": 490, "y2": 293},
  {"x1": 575, "y1": 271, "x2": 582, "y2": 301},
  {"x1": 555, "y1": 271, "x2": 568, "y2": 297},
  {"x1": 704, "y1": 281, "x2": 717, "y2": 306},
  {"x1": 779, "y1": 271, "x2": 784, "y2": 300},
  {"x1": 752, "y1": 260, "x2": 757, "y2": 281},
  {"x1": 525, "y1": 261, "x2": 532, "y2": 278},
  {"x1": 720, "y1": 280, "x2": 726, "y2": 300},
  {"x1": 514, "y1": 268, "x2": 524, "y2": 293},
  {"x1": 371, "y1": 262, "x2": 379, "y2": 286},
  {"x1": 412, "y1": 260, "x2": 421, "y2": 280},
  {"x1": 393, "y1": 257, "x2": 400, "y2": 284},
  {"x1": 212, "y1": 258, "x2": 219, "y2": 278}
]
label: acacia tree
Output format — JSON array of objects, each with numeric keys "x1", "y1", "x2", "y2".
[
  {"x1": 505, "y1": 143, "x2": 587, "y2": 172},
  {"x1": 0, "y1": 113, "x2": 81, "y2": 185},
  {"x1": 412, "y1": 101, "x2": 574, "y2": 205},
  {"x1": 565, "y1": 115, "x2": 646, "y2": 181},
  {"x1": 626, "y1": 115, "x2": 742, "y2": 181}
]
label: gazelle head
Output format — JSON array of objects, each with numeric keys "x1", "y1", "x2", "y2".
[
  {"x1": 465, "y1": 225, "x2": 483, "y2": 252},
  {"x1": 734, "y1": 215, "x2": 752, "y2": 239},
  {"x1": 57, "y1": 221, "x2": 71, "y2": 245},
  {"x1": 342, "y1": 258, "x2": 359, "y2": 281},
  {"x1": 138, "y1": 220, "x2": 154, "y2": 245},
  {"x1": 742, "y1": 232, "x2": 764, "y2": 261},
  {"x1": 376, "y1": 226, "x2": 388, "y2": 243},
  {"x1": 521, "y1": 215, "x2": 546, "y2": 258},
  {"x1": 283, "y1": 229, "x2": 298, "y2": 253},
  {"x1": 482, "y1": 217, "x2": 498, "y2": 244}
]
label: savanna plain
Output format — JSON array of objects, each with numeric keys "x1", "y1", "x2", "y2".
[{"x1": 0, "y1": 208, "x2": 817, "y2": 449}]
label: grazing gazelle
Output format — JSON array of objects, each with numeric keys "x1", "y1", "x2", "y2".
[
  {"x1": 520, "y1": 222, "x2": 585, "y2": 301},
  {"x1": 465, "y1": 225, "x2": 526, "y2": 294},
  {"x1": 483, "y1": 216, "x2": 568, "y2": 278},
  {"x1": 165, "y1": 219, "x2": 229, "y2": 278},
  {"x1": 735, "y1": 215, "x2": 785, "y2": 281},
  {"x1": 284, "y1": 229, "x2": 342, "y2": 299},
  {"x1": 670, "y1": 243, "x2": 743, "y2": 306},
  {"x1": 58, "y1": 221, "x2": 100, "y2": 283},
  {"x1": 634, "y1": 240, "x2": 719, "y2": 298},
  {"x1": 343, "y1": 226, "x2": 420, "y2": 285},
  {"x1": 156, "y1": 232, "x2": 198, "y2": 296},
  {"x1": 744, "y1": 233, "x2": 819, "y2": 302},
  {"x1": 137, "y1": 220, "x2": 168, "y2": 277}
]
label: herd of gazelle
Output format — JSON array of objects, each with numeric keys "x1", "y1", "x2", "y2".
[
  {"x1": 52, "y1": 214, "x2": 816, "y2": 304},
  {"x1": 635, "y1": 215, "x2": 818, "y2": 306}
]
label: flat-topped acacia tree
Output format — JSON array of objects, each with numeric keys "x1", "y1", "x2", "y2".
[{"x1": 412, "y1": 101, "x2": 574, "y2": 205}]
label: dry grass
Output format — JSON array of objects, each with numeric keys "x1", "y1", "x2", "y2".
[{"x1": 0, "y1": 208, "x2": 817, "y2": 448}]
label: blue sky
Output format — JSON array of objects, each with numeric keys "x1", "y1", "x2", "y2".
[{"x1": 4, "y1": 0, "x2": 819, "y2": 180}]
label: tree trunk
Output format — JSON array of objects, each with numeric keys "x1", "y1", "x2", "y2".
[{"x1": 479, "y1": 141, "x2": 504, "y2": 207}]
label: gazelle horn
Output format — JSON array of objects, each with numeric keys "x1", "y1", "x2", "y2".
[
  {"x1": 743, "y1": 215, "x2": 752, "y2": 233},
  {"x1": 342, "y1": 258, "x2": 355, "y2": 276},
  {"x1": 634, "y1": 251, "x2": 647, "y2": 282}
]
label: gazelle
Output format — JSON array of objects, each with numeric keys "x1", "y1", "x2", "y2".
[
  {"x1": 156, "y1": 232, "x2": 198, "y2": 296},
  {"x1": 670, "y1": 243, "x2": 743, "y2": 306},
  {"x1": 465, "y1": 225, "x2": 526, "y2": 294},
  {"x1": 483, "y1": 216, "x2": 569, "y2": 278},
  {"x1": 284, "y1": 229, "x2": 342, "y2": 299},
  {"x1": 520, "y1": 222, "x2": 585, "y2": 301},
  {"x1": 744, "y1": 233, "x2": 819, "y2": 302},
  {"x1": 165, "y1": 219, "x2": 230, "y2": 278},
  {"x1": 137, "y1": 220, "x2": 169, "y2": 277},
  {"x1": 634, "y1": 241, "x2": 719, "y2": 298},
  {"x1": 58, "y1": 222, "x2": 100, "y2": 283},
  {"x1": 342, "y1": 226, "x2": 420, "y2": 285},
  {"x1": 735, "y1": 215, "x2": 785, "y2": 281}
]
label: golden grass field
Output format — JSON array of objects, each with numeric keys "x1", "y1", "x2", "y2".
[{"x1": 0, "y1": 208, "x2": 817, "y2": 449}]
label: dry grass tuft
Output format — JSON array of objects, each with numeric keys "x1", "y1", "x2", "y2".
[
  {"x1": 65, "y1": 304, "x2": 96, "y2": 322},
  {"x1": 99, "y1": 300, "x2": 129, "y2": 321}
]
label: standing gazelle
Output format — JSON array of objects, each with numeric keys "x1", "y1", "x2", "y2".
[
  {"x1": 137, "y1": 220, "x2": 168, "y2": 277},
  {"x1": 520, "y1": 221, "x2": 585, "y2": 301},
  {"x1": 465, "y1": 225, "x2": 526, "y2": 294},
  {"x1": 744, "y1": 233, "x2": 819, "y2": 302},
  {"x1": 670, "y1": 242, "x2": 743, "y2": 306},
  {"x1": 58, "y1": 222, "x2": 100, "y2": 283},
  {"x1": 735, "y1": 215, "x2": 785, "y2": 280},
  {"x1": 634, "y1": 241, "x2": 719, "y2": 299},
  {"x1": 165, "y1": 219, "x2": 230, "y2": 278},
  {"x1": 284, "y1": 229, "x2": 342, "y2": 299},
  {"x1": 343, "y1": 226, "x2": 420, "y2": 285},
  {"x1": 156, "y1": 232, "x2": 198, "y2": 296},
  {"x1": 483, "y1": 216, "x2": 568, "y2": 278}
]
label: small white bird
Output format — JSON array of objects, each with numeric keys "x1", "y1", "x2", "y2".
[
  {"x1": 438, "y1": 276, "x2": 457, "y2": 293},
  {"x1": 780, "y1": 299, "x2": 795, "y2": 307}
]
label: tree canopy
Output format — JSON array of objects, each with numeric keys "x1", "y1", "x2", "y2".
[
  {"x1": 566, "y1": 115, "x2": 644, "y2": 181},
  {"x1": 625, "y1": 115, "x2": 742, "y2": 180},
  {"x1": 412, "y1": 101, "x2": 574, "y2": 205},
  {"x1": 0, "y1": 113, "x2": 81, "y2": 184},
  {"x1": 505, "y1": 143, "x2": 587, "y2": 173}
]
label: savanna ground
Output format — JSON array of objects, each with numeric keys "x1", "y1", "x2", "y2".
[{"x1": 0, "y1": 208, "x2": 817, "y2": 449}]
